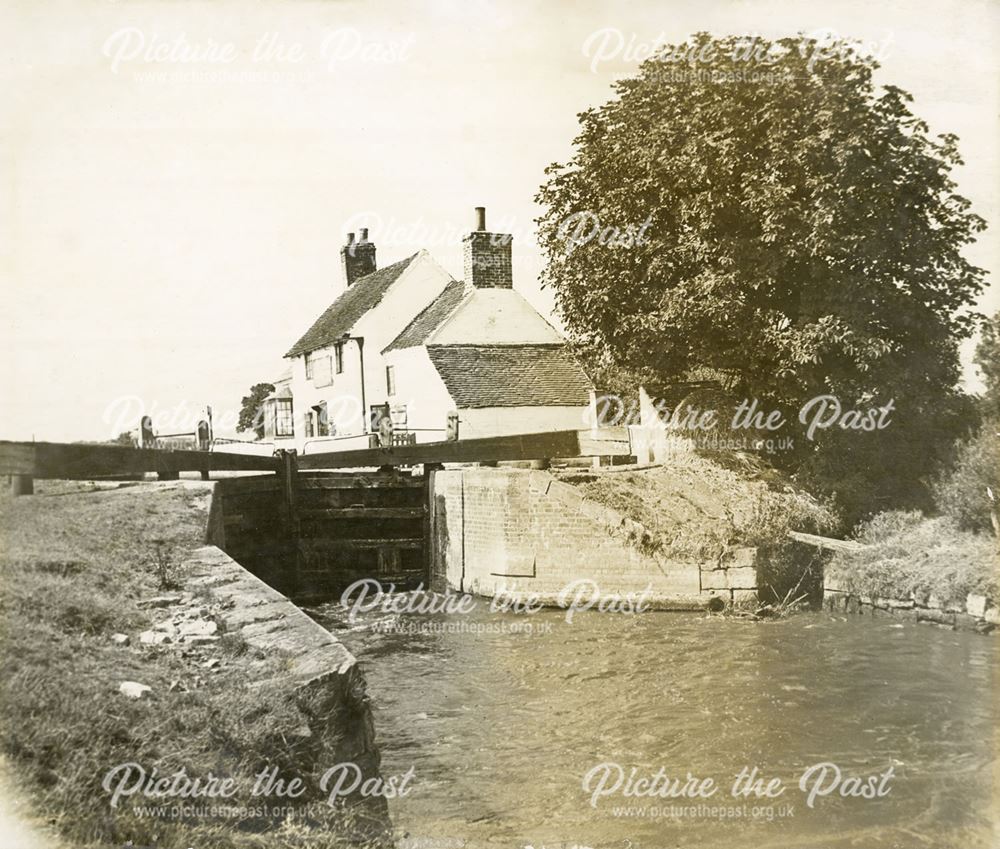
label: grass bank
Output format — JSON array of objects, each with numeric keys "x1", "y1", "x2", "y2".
[{"x1": 0, "y1": 480, "x2": 384, "y2": 849}]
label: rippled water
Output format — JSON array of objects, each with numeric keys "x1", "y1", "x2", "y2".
[{"x1": 310, "y1": 599, "x2": 998, "y2": 849}]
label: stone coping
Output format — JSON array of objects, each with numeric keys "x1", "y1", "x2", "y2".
[{"x1": 182, "y1": 545, "x2": 359, "y2": 685}]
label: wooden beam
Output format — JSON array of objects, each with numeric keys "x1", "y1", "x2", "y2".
[
  {"x1": 297, "y1": 474, "x2": 424, "y2": 489},
  {"x1": 216, "y1": 475, "x2": 282, "y2": 495},
  {"x1": 299, "y1": 507, "x2": 425, "y2": 519},
  {"x1": 299, "y1": 537, "x2": 424, "y2": 550},
  {"x1": 0, "y1": 440, "x2": 279, "y2": 479},
  {"x1": 297, "y1": 428, "x2": 632, "y2": 471},
  {"x1": 788, "y1": 530, "x2": 868, "y2": 554}
]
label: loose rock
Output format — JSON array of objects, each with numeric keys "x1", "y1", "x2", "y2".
[
  {"x1": 179, "y1": 620, "x2": 218, "y2": 638},
  {"x1": 119, "y1": 681, "x2": 152, "y2": 699},
  {"x1": 137, "y1": 595, "x2": 183, "y2": 609}
]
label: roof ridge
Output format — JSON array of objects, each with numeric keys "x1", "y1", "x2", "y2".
[
  {"x1": 284, "y1": 252, "x2": 420, "y2": 358},
  {"x1": 381, "y1": 278, "x2": 472, "y2": 354}
]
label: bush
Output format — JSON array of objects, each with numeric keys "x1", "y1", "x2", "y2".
[
  {"x1": 827, "y1": 510, "x2": 999, "y2": 603},
  {"x1": 933, "y1": 420, "x2": 1000, "y2": 533}
]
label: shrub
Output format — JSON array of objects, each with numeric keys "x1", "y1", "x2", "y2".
[
  {"x1": 827, "y1": 510, "x2": 999, "y2": 602},
  {"x1": 933, "y1": 421, "x2": 1000, "y2": 533}
]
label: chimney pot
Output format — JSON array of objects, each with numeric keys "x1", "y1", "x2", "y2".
[
  {"x1": 474, "y1": 206, "x2": 486, "y2": 231},
  {"x1": 360, "y1": 227, "x2": 369, "y2": 242},
  {"x1": 346, "y1": 232, "x2": 355, "y2": 245}
]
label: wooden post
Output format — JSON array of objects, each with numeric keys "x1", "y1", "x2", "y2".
[
  {"x1": 424, "y1": 463, "x2": 444, "y2": 588},
  {"x1": 278, "y1": 450, "x2": 301, "y2": 592},
  {"x1": 10, "y1": 474, "x2": 33, "y2": 496}
]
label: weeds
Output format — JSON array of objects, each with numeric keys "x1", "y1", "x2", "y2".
[{"x1": 149, "y1": 538, "x2": 187, "y2": 589}]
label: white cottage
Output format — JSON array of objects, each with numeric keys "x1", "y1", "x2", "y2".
[{"x1": 268, "y1": 208, "x2": 593, "y2": 453}]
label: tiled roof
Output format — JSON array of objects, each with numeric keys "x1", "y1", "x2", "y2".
[
  {"x1": 284, "y1": 254, "x2": 419, "y2": 357},
  {"x1": 426, "y1": 344, "x2": 593, "y2": 408},
  {"x1": 382, "y1": 280, "x2": 471, "y2": 353}
]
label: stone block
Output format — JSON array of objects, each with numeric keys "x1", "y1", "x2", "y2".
[
  {"x1": 823, "y1": 591, "x2": 847, "y2": 612},
  {"x1": 953, "y1": 612, "x2": 981, "y2": 631},
  {"x1": 966, "y1": 594, "x2": 988, "y2": 618},
  {"x1": 700, "y1": 569, "x2": 729, "y2": 590},
  {"x1": 888, "y1": 606, "x2": 918, "y2": 622},
  {"x1": 824, "y1": 575, "x2": 849, "y2": 594},
  {"x1": 727, "y1": 566, "x2": 757, "y2": 589},
  {"x1": 916, "y1": 608, "x2": 955, "y2": 627}
]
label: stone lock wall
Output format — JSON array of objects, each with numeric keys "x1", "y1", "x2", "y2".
[
  {"x1": 429, "y1": 467, "x2": 758, "y2": 608},
  {"x1": 181, "y1": 545, "x2": 390, "y2": 838}
]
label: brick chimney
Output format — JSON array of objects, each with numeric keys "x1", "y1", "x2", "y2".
[
  {"x1": 341, "y1": 228, "x2": 377, "y2": 286},
  {"x1": 462, "y1": 206, "x2": 512, "y2": 288}
]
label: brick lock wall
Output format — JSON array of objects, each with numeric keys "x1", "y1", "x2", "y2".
[
  {"x1": 462, "y1": 231, "x2": 512, "y2": 288},
  {"x1": 430, "y1": 468, "x2": 754, "y2": 607}
]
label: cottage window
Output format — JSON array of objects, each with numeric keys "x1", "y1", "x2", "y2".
[
  {"x1": 334, "y1": 343, "x2": 344, "y2": 374},
  {"x1": 386, "y1": 365, "x2": 396, "y2": 396},
  {"x1": 313, "y1": 356, "x2": 333, "y2": 388},
  {"x1": 304, "y1": 353, "x2": 315, "y2": 380},
  {"x1": 274, "y1": 399, "x2": 294, "y2": 438},
  {"x1": 305, "y1": 410, "x2": 315, "y2": 438}
]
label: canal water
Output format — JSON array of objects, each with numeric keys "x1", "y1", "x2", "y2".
[{"x1": 309, "y1": 599, "x2": 998, "y2": 849}]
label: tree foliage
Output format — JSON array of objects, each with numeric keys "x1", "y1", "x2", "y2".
[
  {"x1": 111, "y1": 431, "x2": 135, "y2": 446},
  {"x1": 933, "y1": 423, "x2": 1000, "y2": 534},
  {"x1": 238, "y1": 383, "x2": 274, "y2": 440},
  {"x1": 975, "y1": 310, "x2": 1000, "y2": 419},
  {"x1": 536, "y1": 33, "x2": 987, "y2": 523}
]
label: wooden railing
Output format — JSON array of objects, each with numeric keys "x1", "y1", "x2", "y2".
[
  {"x1": 0, "y1": 428, "x2": 634, "y2": 495},
  {"x1": 296, "y1": 428, "x2": 631, "y2": 471},
  {"x1": 0, "y1": 440, "x2": 279, "y2": 495}
]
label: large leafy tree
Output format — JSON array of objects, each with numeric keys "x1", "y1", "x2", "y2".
[
  {"x1": 238, "y1": 383, "x2": 275, "y2": 440},
  {"x1": 536, "y1": 33, "x2": 987, "y2": 522}
]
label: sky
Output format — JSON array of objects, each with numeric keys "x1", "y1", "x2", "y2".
[{"x1": 2, "y1": 0, "x2": 998, "y2": 442}]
